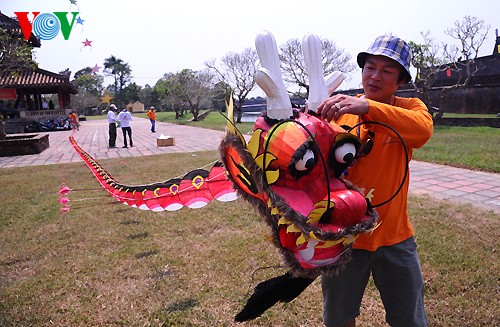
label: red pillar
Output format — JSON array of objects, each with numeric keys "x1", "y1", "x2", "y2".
[{"x1": 58, "y1": 90, "x2": 64, "y2": 109}]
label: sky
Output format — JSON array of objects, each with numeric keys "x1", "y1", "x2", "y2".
[{"x1": 2, "y1": 0, "x2": 499, "y2": 97}]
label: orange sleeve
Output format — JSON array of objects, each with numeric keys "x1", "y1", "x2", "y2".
[
  {"x1": 334, "y1": 96, "x2": 433, "y2": 251},
  {"x1": 364, "y1": 97, "x2": 433, "y2": 149}
]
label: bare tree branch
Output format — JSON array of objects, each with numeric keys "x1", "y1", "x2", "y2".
[
  {"x1": 279, "y1": 38, "x2": 355, "y2": 98},
  {"x1": 205, "y1": 48, "x2": 259, "y2": 123}
]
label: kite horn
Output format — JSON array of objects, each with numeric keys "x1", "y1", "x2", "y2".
[
  {"x1": 254, "y1": 30, "x2": 293, "y2": 120},
  {"x1": 302, "y1": 33, "x2": 344, "y2": 112}
]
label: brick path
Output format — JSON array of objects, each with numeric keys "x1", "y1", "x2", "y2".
[{"x1": 1, "y1": 117, "x2": 499, "y2": 213}]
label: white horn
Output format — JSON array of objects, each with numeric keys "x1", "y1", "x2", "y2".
[
  {"x1": 302, "y1": 33, "x2": 344, "y2": 112},
  {"x1": 255, "y1": 30, "x2": 292, "y2": 120}
]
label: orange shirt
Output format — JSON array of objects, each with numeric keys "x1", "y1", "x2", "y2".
[
  {"x1": 334, "y1": 95, "x2": 433, "y2": 251},
  {"x1": 146, "y1": 110, "x2": 156, "y2": 120}
]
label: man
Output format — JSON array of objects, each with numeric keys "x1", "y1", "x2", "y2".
[
  {"x1": 146, "y1": 106, "x2": 156, "y2": 132},
  {"x1": 107, "y1": 104, "x2": 118, "y2": 148},
  {"x1": 317, "y1": 35, "x2": 433, "y2": 327},
  {"x1": 117, "y1": 107, "x2": 133, "y2": 148}
]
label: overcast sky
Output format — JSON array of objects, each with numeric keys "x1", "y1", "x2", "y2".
[{"x1": 2, "y1": 0, "x2": 499, "y2": 96}]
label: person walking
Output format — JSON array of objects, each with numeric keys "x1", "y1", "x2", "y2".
[
  {"x1": 69, "y1": 111, "x2": 79, "y2": 131},
  {"x1": 317, "y1": 35, "x2": 433, "y2": 327},
  {"x1": 117, "y1": 107, "x2": 133, "y2": 148},
  {"x1": 107, "y1": 105, "x2": 118, "y2": 148},
  {"x1": 146, "y1": 106, "x2": 156, "y2": 132}
]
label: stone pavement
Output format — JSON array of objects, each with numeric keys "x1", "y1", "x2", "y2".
[
  {"x1": 1, "y1": 117, "x2": 499, "y2": 213},
  {"x1": 0, "y1": 117, "x2": 228, "y2": 167},
  {"x1": 409, "y1": 161, "x2": 500, "y2": 213}
]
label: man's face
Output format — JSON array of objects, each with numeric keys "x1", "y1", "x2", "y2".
[{"x1": 362, "y1": 55, "x2": 404, "y2": 103}]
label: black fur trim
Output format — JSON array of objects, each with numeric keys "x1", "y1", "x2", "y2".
[{"x1": 220, "y1": 132, "x2": 378, "y2": 278}]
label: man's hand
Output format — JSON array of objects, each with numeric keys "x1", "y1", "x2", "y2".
[{"x1": 316, "y1": 95, "x2": 369, "y2": 122}]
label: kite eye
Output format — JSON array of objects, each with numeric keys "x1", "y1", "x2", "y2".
[
  {"x1": 295, "y1": 149, "x2": 315, "y2": 171},
  {"x1": 288, "y1": 141, "x2": 318, "y2": 179},
  {"x1": 334, "y1": 142, "x2": 357, "y2": 165}
]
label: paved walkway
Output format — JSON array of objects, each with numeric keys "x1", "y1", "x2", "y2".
[
  {"x1": 0, "y1": 118, "x2": 228, "y2": 167},
  {"x1": 1, "y1": 117, "x2": 499, "y2": 213}
]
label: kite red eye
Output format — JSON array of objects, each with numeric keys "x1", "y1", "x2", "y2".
[
  {"x1": 294, "y1": 149, "x2": 315, "y2": 171},
  {"x1": 334, "y1": 142, "x2": 357, "y2": 164},
  {"x1": 288, "y1": 140, "x2": 318, "y2": 179}
]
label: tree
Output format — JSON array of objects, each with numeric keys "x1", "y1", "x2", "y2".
[
  {"x1": 155, "y1": 69, "x2": 213, "y2": 120},
  {"x1": 439, "y1": 16, "x2": 490, "y2": 115},
  {"x1": 121, "y1": 82, "x2": 141, "y2": 104},
  {"x1": 155, "y1": 72, "x2": 186, "y2": 119},
  {"x1": 116, "y1": 63, "x2": 132, "y2": 97},
  {"x1": 205, "y1": 48, "x2": 259, "y2": 123},
  {"x1": 139, "y1": 84, "x2": 161, "y2": 111},
  {"x1": 181, "y1": 69, "x2": 214, "y2": 121},
  {"x1": 103, "y1": 55, "x2": 122, "y2": 93},
  {"x1": 71, "y1": 67, "x2": 104, "y2": 115},
  {"x1": 103, "y1": 55, "x2": 132, "y2": 105},
  {"x1": 74, "y1": 67, "x2": 93, "y2": 80},
  {"x1": 73, "y1": 67, "x2": 103, "y2": 94},
  {"x1": 0, "y1": 29, "x2": 37, "y2": 73},
  {"x1": 409, "y1": 32, "x2": 446, "y2": 113},
  {"x1": 279, "y1": 38, "x2": 355, "y2": 98},
  {"x1": 211, "y1": 81, "x2": 232, "y2": 111},
  {"x1": 444, "y1": 15, "x2": 490, "y2": 86},
  {"x1": 410, "y1": 16, "x2": 490, "y2": 117}
]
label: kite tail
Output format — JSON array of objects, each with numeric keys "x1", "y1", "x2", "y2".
[
  {"x1": 69, "y1": 135, "x2": 238, "y2": 211},
  {"x1": 69, "y1": 135, "x2": 118, "y2": 193},
  {"x1": 234, "y1": 272, "x2": 317, "y2": 322}
]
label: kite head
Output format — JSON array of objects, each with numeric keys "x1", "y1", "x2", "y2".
[{"x1": 220, "y1": 31, "x2": 378, "y2": 277}]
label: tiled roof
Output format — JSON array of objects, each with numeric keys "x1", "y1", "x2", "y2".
[
  {"x1": 0, "y1": 68, "x2": 78, "y2": 94},
  {"x1": 0, "y1": 11, "x2": 20, "y2": 29},
  {"x1": 0, "y1": 11, "x2": 41, "y2": 47}
]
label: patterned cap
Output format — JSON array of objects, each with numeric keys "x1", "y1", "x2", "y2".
[{"x1": 357, "y1": 35, "x2": 412, "y2": 83}]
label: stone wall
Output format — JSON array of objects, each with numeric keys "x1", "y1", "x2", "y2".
[
  {"x1": 340, "y1": 86, "x2": 500, "y2": 115},
  {"x1": 433, "y1": 118, "x2": 500, "y2": 128},
  {"x1": 0, "y1": 133, "x2": 49, "y2": 156}
]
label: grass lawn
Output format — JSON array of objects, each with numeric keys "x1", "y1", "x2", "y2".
[
  {"x1": 414, "y1": 126, "x2": 500, "y2": 173},
  {"x1": 0, "y1": 151, "x2": 498, "y2": 326},
  {"x1": 140, "y1": 110, "x2": 256, "y2": 135},
  {"x1": 89, "y1": 110, "x2": 500, "y2": 173},
  {"x1": 146, "y1": 111, "x2": 500, "y2": 173},
  {"x1": 441, "y1": 113, "x2": 498, "y2": 118}
]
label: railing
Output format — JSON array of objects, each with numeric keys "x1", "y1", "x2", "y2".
[{"x1": 19, "y1": 109, "x2": 72, "y2": 118}]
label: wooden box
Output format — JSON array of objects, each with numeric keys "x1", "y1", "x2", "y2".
[{"x1": 157, "y1": 137, "x2": 175, "y2": 147}]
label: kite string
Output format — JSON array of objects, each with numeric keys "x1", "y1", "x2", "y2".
[{"x1": 59, "y1": 129, "x2": 79, "y2": 214}]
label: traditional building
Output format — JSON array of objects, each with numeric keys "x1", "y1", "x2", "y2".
[
  {"x1": 0, "y1": 11, "x2": 78, "y2": 119},
  {"x1": 0, "y1": 68, "x2": 78, "y2": 114},
  {"x1": 420, "y1": 31, "x2": 500, "y2": 114},
  {"x1": 126, "y1": 101, "x2": 145, "y2": 113}
]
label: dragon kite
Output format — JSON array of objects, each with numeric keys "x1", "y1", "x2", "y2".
[{"x1": 70, "y1": 31, "x2": 379, "y2": 321}]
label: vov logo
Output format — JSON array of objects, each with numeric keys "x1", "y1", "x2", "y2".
[{"x1": 15, "y1": 12, "x2": 79, "y2": 41}]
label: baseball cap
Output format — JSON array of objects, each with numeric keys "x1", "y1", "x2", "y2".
[{"x1": 357, "y1": 35, "x2": 412, "y2": 83}]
